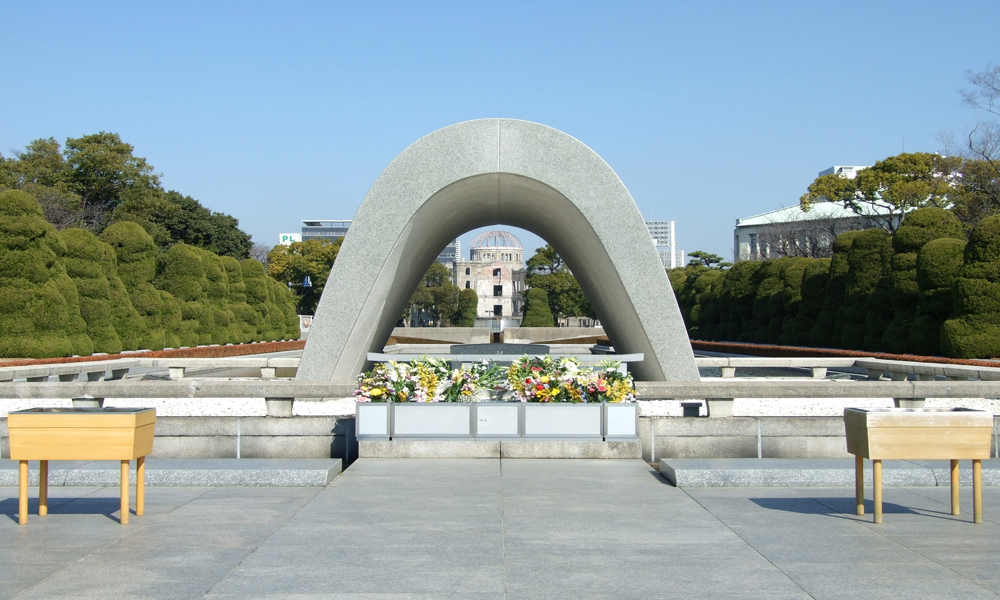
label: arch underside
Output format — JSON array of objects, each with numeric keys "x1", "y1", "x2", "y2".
[{"x1": 297, "y1": 119, "x2": 698, "y2": 382}]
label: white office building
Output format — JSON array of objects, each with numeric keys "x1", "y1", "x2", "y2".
[
  {"x1": 299, "y1": 219, "x2": 459, "y2": 268},
  {"x1": 645, "y1": 220, "x2": 686, "y2": 269}
]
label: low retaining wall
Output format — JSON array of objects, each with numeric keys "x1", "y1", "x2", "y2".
[
  {"x1": 1, "y1": 416, "x2": 358, "y2": 464},
  {"x1": 4, "y1": 414, "x2": 997, "y2": 463}
]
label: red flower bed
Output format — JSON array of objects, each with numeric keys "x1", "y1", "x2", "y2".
[
  {"x1": 0, "y1": 340, "x2": 306, "y2": 367},
  {"x1": 690, "y1": 340, "x2": 1000, "y2": 368}
]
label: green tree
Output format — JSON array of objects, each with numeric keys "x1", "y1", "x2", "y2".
[
  {"x1": 801, "y1": 153, "x2": 962, "y2": 233},
  {"x1": 64, "y1": 132, "x2": 160, "y2": 224},
  {"x1": 266, "y1": 237, "x2": 344, "y2": 315},
  {"x1": 687, "y1": 250, "x2": 731, "y2": 269},
  {"x1": 0, "y1": 138, "x2": 89, "y2": 229},
  {"x1": 525, "y1": 244, "x2": 594, "y2": 319},
  {"x1": 452, "y1": 288, "x2": 479, "y2": 327},
  {"x1": 112, "y1": 190, "x2": 252, "y2": 258},
  {"x1": 408, "y1": 262, "x2": 461, "y2": 326},
  {"x1": 521, "y1": 288, "x2": 555, "y2": 327}
]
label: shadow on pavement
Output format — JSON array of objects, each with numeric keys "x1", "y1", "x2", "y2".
[
  {"x1": 0, "y1": 496, "x2": 123, "y2": 523},
  {"x1": 750, "y1": 496, "x2": 922, "y2": 518}
]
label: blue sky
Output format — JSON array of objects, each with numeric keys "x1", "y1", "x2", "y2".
[{"x1": 2, "y1": 1, "x2": 998, "y2": 262}]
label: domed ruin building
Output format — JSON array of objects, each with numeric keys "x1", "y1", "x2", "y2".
[{"x1": 455, "y1": 230, "x2": 527, "y2": 323}]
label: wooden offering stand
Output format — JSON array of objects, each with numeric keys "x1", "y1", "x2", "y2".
[
  {"x1": 8, "y1": 408, "x2": 156, "y2": 525},
  {"x1": 845, "y1": 407, "x2": 992, "y2": 524}
]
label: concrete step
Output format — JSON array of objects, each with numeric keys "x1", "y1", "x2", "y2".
[
  {"x1": 661, "y1": 458, "x2": 1000, "y2": 487},
  {"x1": 0, "y1": 458, "x2": 341, "y2": 487}
]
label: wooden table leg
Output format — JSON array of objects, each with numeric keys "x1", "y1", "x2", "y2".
[
  {"x1": 974, "y1": 459, "x2": 983, "y2": 524},
  {"x1": 120, "y1": 460, "x2": 129, "y2": 525},
  {"x1": 873, "y1": 459, "x2": 883, "y2": 524},
  {"x1": 855, "y1": 455, "x2": 864, "y2": 516},
  {"x1": 39, "y1": 460, "x2": 48, "y2": 517},
  {"x1": 136, "y1": 456, "x2": 145, "y2": 517},
  {"x1": 950, "y1": 459, "x2": 960, "y2": 516},
  {"x1": 18, "y1": 460, "x2": 28, "y2": 525}
]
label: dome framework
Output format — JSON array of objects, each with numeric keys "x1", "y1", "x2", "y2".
[{"x1": 472, "y1": 230, "x2": 522, "y2": 249}]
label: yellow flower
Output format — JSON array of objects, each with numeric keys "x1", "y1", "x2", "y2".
[
  {"x1": 370, "y1": 388, "x2": 383, "y2": 397},
  {"x1": 540, "y1": 376, "x2": 550, "y2": 383}
]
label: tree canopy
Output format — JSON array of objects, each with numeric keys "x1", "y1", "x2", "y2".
[
  {"x1": 408, "y1": 262, "x2": 462, "y2": 326},
  {"x1": 800, "y1": 152, "x2": 962, "y2": 233},
  {"x1": 0, "y1": 133, "x2": 252, "y2": 257},
  {"x1": 524, "y1": 244, "x2": 594, "y2": 319},
  {"x1": 266, "y1": 237, "x2": 344, "y2": 315},
  {"x1": 687, "y1": 250, "x2": 731, "y2": 269}
]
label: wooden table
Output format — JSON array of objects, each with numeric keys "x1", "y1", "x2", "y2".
[
  {"x1": 845, "y1": 407, "x2": 993, "y2": 524},
  {"x1": 8, "y1": 408, "x2": 156, "y2": 525}
]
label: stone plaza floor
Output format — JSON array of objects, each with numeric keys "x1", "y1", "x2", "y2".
[{"x1": 2, "y1": 458, "x2": 1000, "y2": 599}]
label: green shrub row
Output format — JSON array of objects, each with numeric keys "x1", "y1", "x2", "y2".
[
  {"x1": 672, "y1": 207, "x2": 1000, "y2": 358},
  {"x1": 0, "y1": 190, "x2": 299, "y2": 358}
]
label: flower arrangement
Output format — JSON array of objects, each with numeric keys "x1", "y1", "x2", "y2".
[
  {"x1": 355, "y1": 355, "x2": 634, "y2": 403},
  {"x1": 355, "y1": 357, "x2": 510, "y2": 403},
  {"x1": 507, "y1": 356, "x2": 634, "y2": 403}
]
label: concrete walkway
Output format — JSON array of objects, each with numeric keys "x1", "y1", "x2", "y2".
[{"x1": 1, "y1": 458, "x2": 999, "y2": 599}]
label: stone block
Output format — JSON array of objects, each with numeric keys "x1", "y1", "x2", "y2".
[
  {"x1": 239, "y1": 416, "x2": 344, "y2": 436},
  {"x1": 154, "y1": 417, "x2": 238, "y2": 436},
  {"x1": 655, "y1": 436, "x2": 758, "y2": 459},
  {"x1": 240, "y1": 436, "x2": 336, "y2": 459},
  {"x1": 652, "y1": 416, "x2": 757, "y2": 437},
  {"x1": 759, "y1": 417, "x2": 844, "y2": 437},
  {"x1": 500, "y1": 440, "x2": 640, "y2": 459},
  {"x1": 660, "y1": 458, "x2": 939, "y2": 487},
  {"x1": 761, "y1": 436, "x2": 851, "y2": 459},
  {"x1": 149, "y1": 436, "x2": 237, "y2": 458},
  {"x1": 359, "y1": 440, "x2": 499, "y2": 458}
]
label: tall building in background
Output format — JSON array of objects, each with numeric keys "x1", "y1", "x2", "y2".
[
  {"x1": 299, "y1": 220, "x2": 458, "y2": 267},
  {"x1": 645, "y1": 220, "x2": 685, "y2": 269}
]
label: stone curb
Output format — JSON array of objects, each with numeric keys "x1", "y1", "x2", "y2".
[
  {"x1": 661, "y1": 458, "x2": 1000, "y2": 487},
  {"x1": 0, "y1": 458, "x2": 340, "y2": 487}
]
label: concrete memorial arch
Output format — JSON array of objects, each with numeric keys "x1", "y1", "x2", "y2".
[{"x1": 297, "y1": 119, "x2": 698, "y2": 382}]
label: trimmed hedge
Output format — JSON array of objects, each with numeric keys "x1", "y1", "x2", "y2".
[
  {"x1": 911, "y1": 237, "x2": 966, "y2": 355},
  {"x1": 811, "y1": 230, "x2": 860, "y2": 347},
  {"x1": 521, "y1": 288, "x2": 555, "y2": 327},
  {"x1": 100, "y1": 221, "x2": 176, "y2": 350},
  {"x1": 0, "y1": 192, "x2": 298, "y2": 357},
  {"x1": 671, "y1": 208, "x2": 1000, "y2": 358},
  {"x1": 882, "y1": 208, "x2": 965, "y2": 352},
  {"x1": 941, "y1": 216, "x2": 1000, "y2": 358},
  {"x1": 0, "y1": 190, "x2": 84, "y2": 358}
]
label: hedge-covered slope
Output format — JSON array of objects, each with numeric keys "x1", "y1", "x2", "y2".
[
  {"x1": 882, "y1": 208, "x2": 965, "y2": 352},
  {"x1": 670, "y1": 207, "x2": 1000, "y2": 358},
  {"x1": 912, "y1": 237, "x2": 966, "y2": 355},
  {"x1": 100, "y1": 222, "x2": 178, "y2": 350},
  {"x1": 811, "y1": 230, "x2": 859, "y2": 348},
  {"x1": 0, "y1": 193, "x2": 298, "y2": 357},
  {"x1": 61, "y1": 228, "x2": 146, "y2": 354},
  {"x1": 0, "y1": 190, "x2": 87, "y2": 357},
  {"x1": 941, "y1": 216, "x2": 1000, "y2": 358}
]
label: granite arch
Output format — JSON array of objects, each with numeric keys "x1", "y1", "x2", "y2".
[{"x1": 297, "y1": 119, "x2": 698, "y2": 382}]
